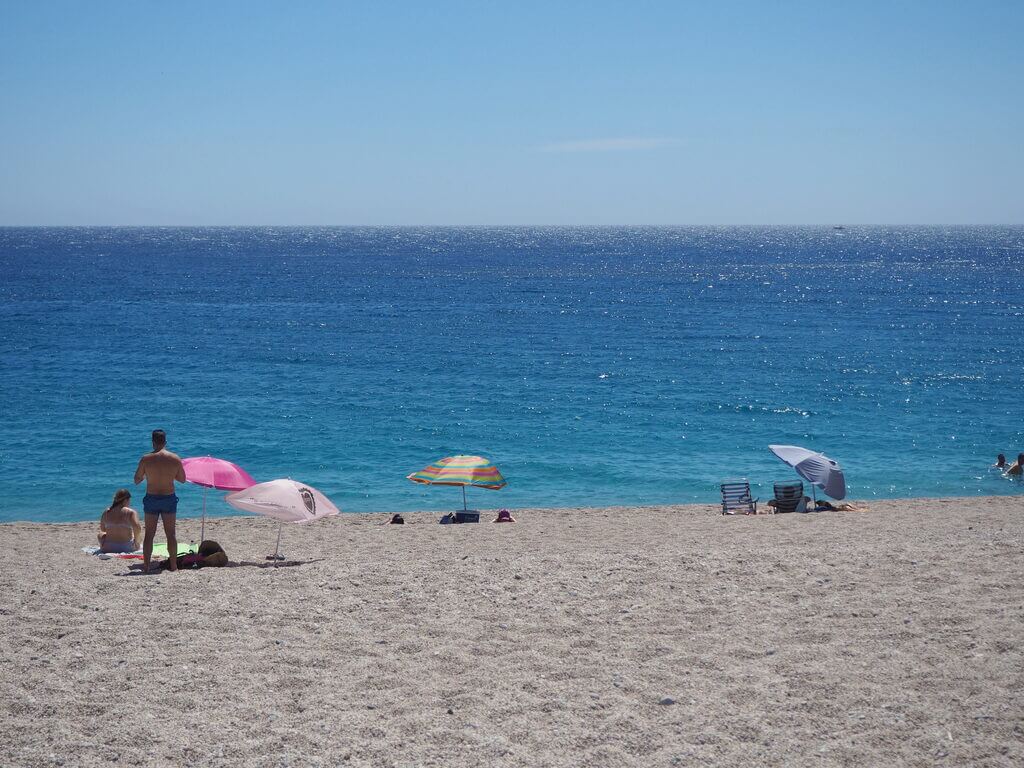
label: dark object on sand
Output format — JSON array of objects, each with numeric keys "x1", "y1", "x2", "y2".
[
  {"x1": 439, "y1": 511, "x2": 480, "y2": 523},
  {"x1": 814, "y1": 500, "x2": 861, "y2": 511},
  {"x1": 771, "y1": 481, "x2": 805, "y2": 513},
  {"x1": 176, "y1": 540, "x2": 228, "y2": 569},
  {"x1": 199, "y1": 540, "x2": 225, "y2": 557}
]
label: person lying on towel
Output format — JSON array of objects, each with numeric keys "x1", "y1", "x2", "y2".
[
  {"x1": 168, "y1": 540, "x2": 228, "y2": 569},
  {"x1": 814, "y1": 500, "x2": 862, "y2": 511}
]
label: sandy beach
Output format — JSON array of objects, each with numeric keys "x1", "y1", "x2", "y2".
[{"x1": 1, "y1": 497, "x2": 1022, "y2": 767}]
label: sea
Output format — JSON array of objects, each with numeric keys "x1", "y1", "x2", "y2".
[{"x1": 1, "y1": 226, "x2": 1021, "y2": 523}]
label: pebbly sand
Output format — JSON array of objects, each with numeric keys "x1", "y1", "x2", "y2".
[{"x1": 1, "y1": 497, "x2": 1022, "y2": 767}]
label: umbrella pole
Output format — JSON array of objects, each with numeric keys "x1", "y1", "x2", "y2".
[
  {"x1": 200, "y1": 487, "x2": 207, "y2": 543},
  {"x1": 273, "y1": 521, "x2": 283, "y2": 565},
  {"x1": 462, "y1": 485, "x2": 467, "y2": 512}
]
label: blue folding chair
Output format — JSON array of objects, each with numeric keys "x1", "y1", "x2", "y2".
[
  {"x1": 771, "y1": 481, "x2": 805, "y2": 513},
  {"x1": 720, "y1": 480, "x2": 759, "y2": 515}
]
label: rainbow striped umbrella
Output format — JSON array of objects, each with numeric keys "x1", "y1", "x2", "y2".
[{"x1": 407, "y1": 455, "x2": 507, "y2": 510}]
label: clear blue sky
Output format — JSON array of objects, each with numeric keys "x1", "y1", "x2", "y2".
[{"x1": 1, "y1": 1, "x2": 1021, "y2": 225}]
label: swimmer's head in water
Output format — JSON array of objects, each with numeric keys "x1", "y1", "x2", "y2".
[{"x1": 997, "y1": 454, "x2": 1006, "y2": 464}]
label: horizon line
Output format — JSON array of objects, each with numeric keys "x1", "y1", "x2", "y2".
[{"x1": 2, "y1": 222, "x2": 1023, "y2": 228}]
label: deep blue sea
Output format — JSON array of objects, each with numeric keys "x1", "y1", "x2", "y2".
[{"x1": 1, "y1": 226, "x2": 1022, "y2": 523}]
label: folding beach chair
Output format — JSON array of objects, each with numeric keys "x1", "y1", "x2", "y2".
[
  {"x1": 771, "y1": 481, "x2": 805, "y2": 513},
  {"x1": 720, "y1": 480, "x2": 759, "y2": 515}
]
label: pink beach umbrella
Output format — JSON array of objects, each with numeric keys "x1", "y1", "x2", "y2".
[
  {"x1": 182, "y1": 456, "x2": 258, "y2": 541},
  {"x1": 225, "y1": 479, "x2": 340, "y2": 561}
]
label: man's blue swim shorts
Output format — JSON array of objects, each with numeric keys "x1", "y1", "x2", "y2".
[{"x1": 143, "y1": 493, "x2": 178, "y2": 516}]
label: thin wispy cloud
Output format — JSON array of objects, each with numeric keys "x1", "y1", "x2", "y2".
[{"x1": 539, "y1": 137, "x2": 680, "y2": 153}]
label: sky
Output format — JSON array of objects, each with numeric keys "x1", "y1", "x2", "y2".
[{"x1": 0, "y1": 1, "x2": 1021, "y2": 225}]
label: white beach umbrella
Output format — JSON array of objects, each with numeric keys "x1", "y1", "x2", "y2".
[
  {"x1": 768, "y1": 445, "x2": 847, "y2": 500},
  {"x1": 225, "y1": 479, "x2": 339, "y2": 560}
]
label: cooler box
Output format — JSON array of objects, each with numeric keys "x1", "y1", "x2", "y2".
[{"x1": 455, "y1": 510, "x2": 480, "y2": 524}]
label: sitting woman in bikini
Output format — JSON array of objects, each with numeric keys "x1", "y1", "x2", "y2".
[{"x1": 98, "y1": 488, "x2": 142, "y2": 553}]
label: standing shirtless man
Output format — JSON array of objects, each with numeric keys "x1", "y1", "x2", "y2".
[{"x1": 134, "y1": 429, "x2": 186, "y2": 572}]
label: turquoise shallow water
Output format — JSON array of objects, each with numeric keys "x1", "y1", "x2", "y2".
[{"x1": 1, "y1": 226, "x2": 1022, "y2": 523}]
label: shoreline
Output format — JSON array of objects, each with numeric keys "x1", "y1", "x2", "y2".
[
  {"x1": 2, "y1": 496, "x2": 1021, "y2": 766},
  {"x1": 1, "y1": 492, "x2": 1020, "y2": 527}
]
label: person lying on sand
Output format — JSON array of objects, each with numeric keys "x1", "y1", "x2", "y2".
[
  {"x1": 129, "y1": 553, "x2": 320, "y2": 574},
  {"x1": 765, "y1": 496, "x2": 861, "y2": 512},
  {"x1": 493, "y1": 509, "x2": 516, "y2": 523},
  {"x1": 140, "y1": 551, "x2": 319, "y2": 572},
  {"x1": 168, "y1": 540, "x2": 229, "y2": 569},
  {"x1": 1007, "y1": 453, "x2": 1024, "y2": 477},
  {"x1": 814, "y1": 500, "x2": 862, "y2": 511},
  {"x1": 98, "y1": 489, "x2": 142, "y2": 553}
]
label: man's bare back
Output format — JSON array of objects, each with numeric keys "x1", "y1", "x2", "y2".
[
  {"x1": 134, "y1": 448, "x2": 185, "y2": 494},
  {"x1": 134, "y1": 429, "x2": 186, "y2": 573}
]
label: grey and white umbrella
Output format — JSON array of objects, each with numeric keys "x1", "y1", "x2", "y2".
[
  {"x1": 768, "y1": 445, "x2": 846, "y2": 500},
  {"x1": 226, "y1": 479, "x2": 339, "y2": 561}
]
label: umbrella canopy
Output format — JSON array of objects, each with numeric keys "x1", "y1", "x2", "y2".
[
  {"x1": 182, "y1": 456, "x2": 258, "y2": 542},
  {"x1": 768, "y1": 444, "x2": 846, "y2": 500},
  {"x1": 407, "y1": 455, "x2": 507, "y2": 489},
  {"x1": 225, "y1": 479, "x2": 339, "y2": 562},
  {"x1": 225, "y1": 479, "x2": 341, "y2": 523},
  {"x1": 407, "y1": 455, "x2": 506, "y2": 511},
  {"x1": 182, "y1": 456, "x2": 257, "y2": 491}
]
